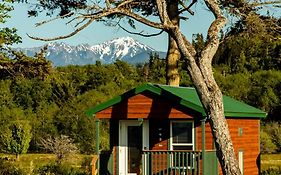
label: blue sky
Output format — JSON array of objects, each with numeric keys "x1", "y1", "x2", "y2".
[{"x1": 5, "y1": 2, "x2": 215, "y2": 52}]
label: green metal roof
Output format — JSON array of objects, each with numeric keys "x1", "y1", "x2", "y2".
[{"x1": 86, "y1": 83, "x2": 267, "y2": 118}]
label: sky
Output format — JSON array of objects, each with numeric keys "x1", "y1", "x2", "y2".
[{"x1": 5, "y1": 2, "x2": 215, "y2": 52}]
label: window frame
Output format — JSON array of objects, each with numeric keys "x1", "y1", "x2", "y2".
[{"x1": 169, "y1": 120, "x2": 195, "y2": 151}]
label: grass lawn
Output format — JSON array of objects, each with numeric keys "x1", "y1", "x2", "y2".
[
  {"x1": 0, "y1": 153, "x2": 95, "y2": 173},
  {"x1": 261, "y1": 153, "x2": 281, "y2": 171},
  {"x1": 1, "y1": 153, "x2": 280, "y2": 173}
]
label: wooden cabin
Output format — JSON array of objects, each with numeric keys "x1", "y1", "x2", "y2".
[{"x1": 87, "y1": 84, "x2": 266, "y2": 175}]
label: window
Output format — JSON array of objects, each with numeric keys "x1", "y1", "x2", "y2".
[
  {"x1": 171, "y1": 121, "x2": 194, "y2": 150},
  {"x1": 170, "y1": 121, "x2": 194, "y2": 169}
]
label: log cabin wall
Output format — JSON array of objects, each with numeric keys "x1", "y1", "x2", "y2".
[
  {"x1": 95, "y1": 92, "x2": 196, "y2": 119},
  {"x1": 196, "y1": 121, "x2": 215, "y2": 150},
  {"x1": 217, "y1": 118, "x2": 260, "y2": 175},
  {"x1": 196, "y1": 119, "x2": 260, "y2": 175}
]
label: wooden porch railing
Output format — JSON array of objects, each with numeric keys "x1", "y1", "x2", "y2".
[{"x1": 142, "y1": 150, "x2": 202, "y2": 175}]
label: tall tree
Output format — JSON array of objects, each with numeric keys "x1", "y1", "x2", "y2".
[
  {"x1": 0, "y1": 120, "x2": 32, "y2": 161},
  {"x1": 165, "y1": 0, "x2": 180, "y2": 86},
  {"x1": 17, "y1": 0, "x2": 280, "y2": 174}
]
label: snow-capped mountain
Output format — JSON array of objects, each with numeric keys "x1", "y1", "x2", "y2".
[{"x1": 19, "y1": 37, "x2": 165, "y2": 66}]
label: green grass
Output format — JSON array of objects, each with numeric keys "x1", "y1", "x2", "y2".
[
  {"x1": 0, "y1": 153, "x2": 95, "y2": 173},
  {"x1": 1, "y1": 153, "x2": 280, "y2": 173},
  {"x1": 261, "y1": 153, "x2": 281, "y2": 171}
]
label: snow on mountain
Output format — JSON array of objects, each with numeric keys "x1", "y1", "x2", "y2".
[{"x1": 19, "y1": 37, "x2": 164, "y2": 66}]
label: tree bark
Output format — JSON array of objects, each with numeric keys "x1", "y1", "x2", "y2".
[
  {"x1": 155, "y1": 0, "x2": 242, "y2": 174},
  {"x1": 165, "y1": 0, "x2": 180, "y2": 86},
  {"x1": 16, "y1": 154, "x2": 20, "y2": 161},
  {"x1": 168, "y1": 9, "x2": 242, "y2": 175}
]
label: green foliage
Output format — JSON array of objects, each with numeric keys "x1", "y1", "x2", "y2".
[
  {"x1": 261, "y1": 167, "x2": 281, "y2": 175},
  {"x1": 0, "y1": 28, "x2": 22, "y2": 48},
  {"x1": 0, "y1": 0, "x2": 22, "y2": 51},
  {"x1": 140, "y1": 53, "x2": 166, "y2": 84},
  {"x1": 35, "y1": 163, "x2": 88, "y2": 175},
  {"x1": 0, "y1": 157, "x2": 26, "y2": 175},
  {"x1": 260, "y1": 130, "x2": 277, "y2": 154},
  {"x1": 262, "y1": 122, "x2": 281, "y2": 152},
  {"x1": 215, "y1": 70, "x2": 281, "y2": 120},
  {"x1": 214, "y1": 14, "x2": 281, "y2": 73},
  {"x1": 0, "y1": 120, "x2": 32, "y2": 159},
  {"x1": 0, "y1": 51, "x2": 52, "y2": 80},
  {"x1": 0, "y1": 80, "x2": 14, "y2": 108}
]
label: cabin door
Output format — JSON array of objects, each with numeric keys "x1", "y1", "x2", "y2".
[{"x1": 119, "y1": 120, "x2": 149, "y2": 175}]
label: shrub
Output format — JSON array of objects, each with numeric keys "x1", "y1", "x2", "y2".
[
  {"x1": 262, "y1": 122, "x2": 281, "y2": 152},
  {"x1": 261, "y1": 167, "x2": 281, "y2": 175},
  {"x1": 0, "y1": 158, "x2": 26, "y2": 175},
  {"x1": 41, "y1": 135, "x2": 79, "y2": 164},
  {"x1": 35, "y1": 163, "x2": 88, "y2": 175},
  {"x1": 260, "y1": 130, "x2": 277, "y2": 153}
]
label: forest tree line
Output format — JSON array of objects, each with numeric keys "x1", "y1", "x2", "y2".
[
  {"x1": 0, "y1": 0, "x2": 281, "y2": 158},
  {"x1": 0, "y1": 48, "x2": 281, "y2": 155}
]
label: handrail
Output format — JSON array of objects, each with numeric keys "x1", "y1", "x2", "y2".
[
  {"x1": 142, "y1": 149, "x2": 215, "y2": 152},
  {"x1": 142, "y1": 150, "x2": 202, "y2": 153},
  {"x1": 142, "y1": 150, "x2": 204, "y2": 175}
]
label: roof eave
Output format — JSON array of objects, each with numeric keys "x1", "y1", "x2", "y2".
[
  {"x1": 224, "y1": 111, "x2": 267, "y2": 118},
  {"x1": 86, "y1": 83, "x2": 161, "y2": 117}
]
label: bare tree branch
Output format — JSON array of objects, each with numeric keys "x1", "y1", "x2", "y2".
[
  {"x1": 251, "y1": 0, "x2": 281, "y2": 6},
  {"x1": 27, "y1": 17, "x2": 95, "y2": 41},
  {"x1": 35, "y1": 12, "x2": 75, "y2": 27},
  {"x1": 178, "y1": 0, "x2": 197, "y2": 15},
  {"x1": 28, "y1": 1, "x2": 164, "y2": 41},
  {"x1": 118, "y1": 23, "x2": 164, "y2": 37}
]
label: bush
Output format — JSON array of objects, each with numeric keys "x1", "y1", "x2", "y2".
[
  {"x1": 260, "y1": 130, "x2": 277, "y2": 153},
  {"x1": 35, "y1": 163, "x2": 88, "y2": 175},
  {"x1": 0, "y1": 158, "x2": 26, "y2": 175},
  {"x1": 262, "y1": 122, "x2": 281, "y2": 153},
  {"x1": 261, "y1": 167, "x2": 281, "y2": 175}
]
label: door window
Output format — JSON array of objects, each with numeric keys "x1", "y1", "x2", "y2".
[{"x1": 127, "y1": 126, "x2": 142, "y2": 174}]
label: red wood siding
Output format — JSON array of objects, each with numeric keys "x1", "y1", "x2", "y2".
[
  {"x1": 96, "y1": 93, "x2": 196, "y2": 119},
  {"x1": 231, "y1": 119, "x2": 260, "y2": 175},
  {"x1": 196, "y1": 119, "x2": 260, "y2": 175},
  {"x1": 196, "y1": 122, "x2": 214, "y2": 150},
  {"x1": 217, "y1": 119, "x2": 260, "y2": 175}
]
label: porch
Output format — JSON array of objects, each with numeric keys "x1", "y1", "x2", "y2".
[
  {"x1": 142, "y1": 150, "x2": 217, "y2": 175},
  {"x1": 95, "y1": 149, "x2": 217, "y2": 175}
]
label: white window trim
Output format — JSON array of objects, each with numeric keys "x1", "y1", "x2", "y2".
[{"x1": 169, "y1": 120, "x2": 195, "y2": 151}]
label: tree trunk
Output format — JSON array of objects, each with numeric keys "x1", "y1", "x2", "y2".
[
  {"x1": 16, "y1": 154, "x2": 20, "y2": 161},
  {"x1": 170, "y1": 19, "x2": 242, "y2": 175},
  {"x1": 166, "y1": 0, "x2": 180, "y2": 86},
  {"x1": 158, "y1": 0, "x2": 242, "y2": 173}
]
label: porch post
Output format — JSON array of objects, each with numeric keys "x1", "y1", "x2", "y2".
[
  {"x1": 95, "y1": 118, "x2": 100, "y2": 175},
  {"x1": 201, "y1": 118, "x2": 206, "y2": 175}
]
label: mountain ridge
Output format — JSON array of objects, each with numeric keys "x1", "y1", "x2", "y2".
[{"x1": 19, "y1": 37, "x2": 165, "y2": 66}]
